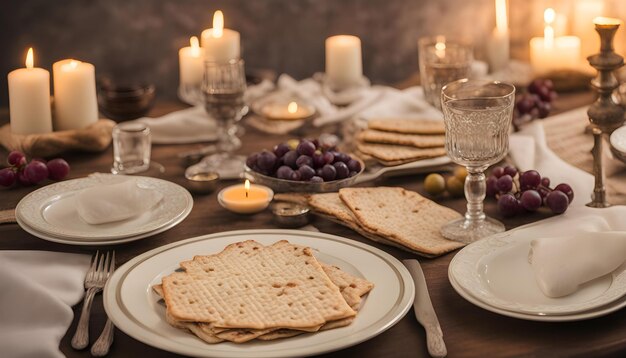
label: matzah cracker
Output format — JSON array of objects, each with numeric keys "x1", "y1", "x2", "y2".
[
  {"x1": 162, "y1": 241, "x2": 356, "y2": 330},
  {"x1": 339, "y1": 187, "x2": 465, "y2": 256},
  {"x1": 358, "y1": 129, "x2": 445, "y2": 148},
  {"x1": 368, "y1": 118, "x2": 445, "y2": 135},
  {"x1": 357, "y1": 142, "x2": 447, "y2": 163}
]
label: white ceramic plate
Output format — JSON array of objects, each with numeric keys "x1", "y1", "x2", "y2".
[
  {"x1": 449, "y1": 230, "x2": 626, "y2": 316},
  {"x1": 103, "y1": 230, "x2": 415, "y2": 358},
  {"x1": 16, "y1": 175, "x2": 193, "y2": 240}
]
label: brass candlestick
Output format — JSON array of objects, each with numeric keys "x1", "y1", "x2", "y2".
[{"x1": 586, "y1": 17, "x2": 625, "y2": 208}]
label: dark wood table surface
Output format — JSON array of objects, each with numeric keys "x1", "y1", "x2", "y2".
[{"x1": 2, "y1": 90, "x2": 625, "y2": 358}]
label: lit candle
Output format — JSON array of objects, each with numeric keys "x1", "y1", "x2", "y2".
[
  {"x1": 529, "y1": 8, "x2": 581, "y2": 75},
  {"x1": 201, "y1": 10, "x2": 241, "y2": 63},
  {"x1": 218, "y1": 179, "x2": 274, "y2": 214},
  {"x1": 435, "y1": 41, "x2": 446, "y2": 60},
  {"x1": 261, "y1": 101, "x2": 316, "y2": 121},
  {"x1": 325, "y1": 35, "x2": 363, "y2": 89},
  {"x1": 52, "y1": 59, "x2": 98, "y2": 131},
  {"x1": 487, "y1": 0, "x2": 509, "y2": 72},
  {"x1": 179, "y1": 36, "x2": 205, "y2": 87},
  {"x1": 7, "y1": 48, "x2": 52, "y2": 135}
]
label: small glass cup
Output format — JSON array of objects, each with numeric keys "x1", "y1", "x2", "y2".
[
  {"x1": 440, "y1": 79, "x2": 515, "y2": 244},
  {"x1": 418, "y1": 36, "x2": 473, "y2": 110},
  {"x1": 111, "y1": 122, "x2": 151, "y2": 174}
]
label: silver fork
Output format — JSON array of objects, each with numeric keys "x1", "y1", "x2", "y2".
[
  {"x1": 71, "y1": 251, "x2": 112, "y2": 350},
  {"x1": 91, "y1": 252, "x2": 116, "y2": 356}
]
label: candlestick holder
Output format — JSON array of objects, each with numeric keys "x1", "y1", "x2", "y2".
[{"x1": 586, "y1": 18, "x2": 625, "y2": 208}]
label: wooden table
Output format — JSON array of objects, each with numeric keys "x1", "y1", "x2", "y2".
[{"x1": 2, "y1": 91, "x2": 624, "y2": 358}]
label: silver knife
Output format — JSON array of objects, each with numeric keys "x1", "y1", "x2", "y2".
[{"x1": 403, "y1": 259, "x2": 447, "y2": 358}]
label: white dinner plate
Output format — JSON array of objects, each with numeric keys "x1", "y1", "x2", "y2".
[
  {"x1": 103, "y1": 230, "x2": 415, "y2": 358},
  {"x1": 16, "y1": 175, "x2": 193, "y2": 241},
  {"x1": 449, "y1": 228, "x2": 626, "y2": 316}
]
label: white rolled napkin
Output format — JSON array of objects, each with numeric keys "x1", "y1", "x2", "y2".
[
  {"x1": 76, "y1": 177, "x2": 163, "y2": 224},
  {"x1": 529, "y1": 232, "x2": 626, "y2": 297},
  {"x1": 0, "y1": 251, "x2": 90, "y2": 358}
]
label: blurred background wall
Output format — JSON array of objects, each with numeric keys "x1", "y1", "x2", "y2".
[{"x1": 1, "y1": 0, "x2": 625, "y2": 107}]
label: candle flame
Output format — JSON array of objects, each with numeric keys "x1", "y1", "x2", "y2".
[
  {"x1": 190, "y1": 36, "x2": 201, "y2": 57},
  {"x1": 212, "y1": 10, "x2": 224, "y2": 38},
  {"x1": 435, "y1": 41, "x2": 446, "y2": 59},
  {"x1": 288, "y1": 102, "x2": 298, "y2": 114},
  {"x1": 495, "y1": 0, "x2": 507, "y2": 33},
  {"x1": 244, "y1": 179, "x2": 250, "y2": 198},
  {"x1": 544, "y1": 8, "x2": 555, "y2": 24},
  {"x1": 25, "y1": 48, "x2": 34, "y2": 69},
  {"x1": 593, "y1": 17, "x2": 622, "y2": 26},
  {"x1": 61, "y1": 59, "x2": 80, "y2": 71}
]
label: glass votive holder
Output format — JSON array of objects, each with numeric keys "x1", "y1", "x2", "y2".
[
  {"x1": 418, "y1": 36, "x2": 473, "y2": 110},
  {"x1": 111, "y1": 122, "x2": 151, "y2": 174}
]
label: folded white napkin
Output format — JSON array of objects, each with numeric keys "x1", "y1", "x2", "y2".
[
  {"x1": 0, "y1": 251, "x2": 91, "y2": 358},
  {"x1": 76, "y1": 177, "x2": 163, "y2": 224},
  {"x1": 132, "y1": 106, "x2": 217, "y2": 144},
  {"x1": 529, "y1": 232, "x2": 626, "y2": 297},
  {"x1": 357, "y1": 86, "x2": 443, "y2": 122}
]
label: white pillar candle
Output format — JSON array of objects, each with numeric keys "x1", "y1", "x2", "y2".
[
  {"x1": 201, "y1": 10, "x2": 240, "y2": 63},
  {"x1": 529, "y1": 9, "x2": 581, "y2": 75},
  {"x1": 325, "y1": 35, "x2": 363, "y2": 89},
  {"x1": 179, "y1": 36, "x2": 205, "y2": 86},
  {"x1": 487, "y1": 0, "x2": 509, "y2": 73},
  {"x1": 8, "y1": 48, "x2": 52, "y2": 135},
  {"x1": 52, "y1": 59, "x2": 98, "y2": 131}
]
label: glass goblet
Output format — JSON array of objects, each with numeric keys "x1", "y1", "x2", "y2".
[{"x1": 440, "y1": 79, "x2": 515, "y2": 244}]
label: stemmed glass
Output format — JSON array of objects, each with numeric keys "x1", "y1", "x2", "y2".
[
  {"x1": 203, "y1": 59, "x2": 247, "y2": 152},
  {"x1": 440, "y1": 79, "x2": 515, "y2": 244}
]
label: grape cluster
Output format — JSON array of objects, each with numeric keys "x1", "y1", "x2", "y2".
[
  {"x1": 486, "y1": 165, "x2": 573, "y2": 217},
  {"x1": 0, "y1": 151, "x2": 70, "y2": 187},
  {"x1": 513, "y1": 79, "x2": 558, "y2": 130},
  {"x1": 247, "y1": 138, "x2": 361, "y2": 182}
]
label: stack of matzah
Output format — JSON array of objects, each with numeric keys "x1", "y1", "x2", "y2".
[
  {"x1": 356, "y1": 119, "x2": 447, "y2": 166},
  {"x1": 275, "y1": 187, "x2": 465, "y2": 257},
  {"x1": 154, "y1": 240, "x2": 374, "y2": 344}
]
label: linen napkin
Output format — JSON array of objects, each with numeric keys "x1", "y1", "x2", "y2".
[
  {"x1": 76, "y1": 176, "x2": 163, "y2": 224},
  {"x1": 0, "y1": 251, "x2": 91, "y2": 358},
  {"x1": 529, "y1": 231, "x2": 626, "y2": 297},
  {"x1": 132, "y1": 105, "x2": 217, "y2": 144}
]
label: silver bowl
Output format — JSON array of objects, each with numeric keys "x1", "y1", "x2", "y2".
[{"x1": 244, "y1": 158, "x2": 365, "y2": 193}]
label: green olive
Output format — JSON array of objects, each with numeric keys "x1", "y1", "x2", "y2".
[
  {"x1": 446, "y1": 176, "x2": 465, "y2": 197},
  {"x1": 424, "y1": 173, "x2": 446, "y2": 195}
]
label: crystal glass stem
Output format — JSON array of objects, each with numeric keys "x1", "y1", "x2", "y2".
[{"x1": 464, "y1": 167, "x2": 487, "y2": 222}]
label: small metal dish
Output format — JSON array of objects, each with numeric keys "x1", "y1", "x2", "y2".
[
  {"x1": 184, "y1": 169, "x2": 219, "y2": 194},
  {"x1": 271, "y1": 202, "x2": 310, "y2": 228}
]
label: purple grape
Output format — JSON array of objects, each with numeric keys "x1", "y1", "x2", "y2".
[
  {"x1": 347, "y1": 159, "x2": 362, "y2": 172},
  {"x1": 290, "y1": 170, "x2": 302, "y2": 181},
  {"x1": 537, "y1": 187, "x2": 550, "y2": 199},
  {"x1": 492, "y1": 166, "x2": 505, "y2": 178},
  {"x1": 0, "y1": 168, "x2": 16, "y2": 187},
  {"x1": 283, "y1": 150, "x2": 298, "y2": 168},
  {"x1": 311, "y1": 139, "x2": 320, "y2": 149},
  {"x1": 310, "y1": 176, "x2": 323, "y2": 183},
  {"x1": 312, "y1": 152, "x2": 325, "y2": 168},
  {"x1": 17, "y1": 170, "x2": 31, "y2": 185},
  {"x1": 321, "y1": 164, "x2": 337, "y2": 181},
  {"x1": 486, "y1": 175, "x2": 498, "y2": 197},
  {"x1": 316, "y1": 168, "x2": 323, "y2": 177},
  {"x1": 273, "y1": 143, "x2": 290, "y2": 158},
  {"x1": 496, "y1": 174, "x2": 513, "y2": 193},
  {"x1": 46, "y1": 158, "x2": 70, "y2": 180},
  {"x1": 257, "y1": 151, "x2": 277, "y2": 172},
  {"x1": 503, "y1": 165, "x2": 517, "y2": 177},
  {"x1": 498, "y1": 193, "x2": 521, "y2": 217},
  {"x1": 322, "y1": 151, "x2": 334, "y2": 165},
  {"x1": 540, "y1": 177, "x2": 550, "y2": 188},
  {"x1": 298, "y1": 165, "x2": 316, "y2": 180},
  {"x1": 520, "y1": 190, "x2": 542, "y2": 211},
  {"x1": 520, "y1": 170, "x2": 541, "y2": 190},
  {"x1": 296, "y1": 155, "x2": 313, "y2": 168},
  {"x1": 554, "y1": 183, "x2": 574, "y2": 203},
  {"x1": 333, "y1": 152, "x2": 350, "y2": 164},
  {"x1": 7, "y1": 151, "x2": 26, "y2": 167},
  {"x1": 276, "y1": 165, "x2": 294, "y2": 180},
  {"x1": 546, "y1": 190, "x2": 569, "y2": 214},
  {"x1": 333, "y1": 162, "x2": 349, "y2": 179},
  {"x1": 246, "y1": 153, "x2": 259, "y2": 168},
  {"x1": 296, "y1": 140, "x2": 316, "y2": 156},
  {"x1": 24, "y1": 161, "x2": 48, "y2": 184},
  {"x1": 536, "y1": 101, "x2": 551, "y2": 119}
]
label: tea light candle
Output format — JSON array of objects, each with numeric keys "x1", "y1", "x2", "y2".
[
  {"x1": 52, "y1": 59, "x2": 98, "y2": 131},
  {"x1": 529, "y1": 8, "x2": 581, "y2": 75},
  {"x1": 201, "y1": 10, "x2": 240, "y2": 63},
  {"x1": 262, "y1": 101, "x2": 315, "y2": 121},
  {"x1": 7, "y1": 48, "x2": 52, "y2": 135},
  {"x1": 218, "y1": 180, "x2": 274, "y2": 214},
  {"x1": 487, "y1": 0, "x2": 509, "y2": 72},
  {"x1": 179, "y1": 36, "x2": 204, "y2": 87},
  {"x1": 325, "y1": 35, "x2": 363, "y2": 89}
]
